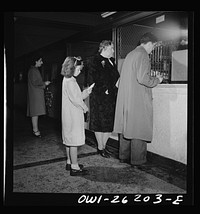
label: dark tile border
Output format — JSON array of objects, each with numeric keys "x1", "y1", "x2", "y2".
[{"x1": 13, "y1": 152, "x2": 97, "y2": 170}]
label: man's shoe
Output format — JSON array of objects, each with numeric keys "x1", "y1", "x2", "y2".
[
  {"x1": 66, "y1": 164, "x2": 84, "y2": 171},
  {"x1": 70, "y1": 168, "x2": 88, "y2": 176},
  {"x1": 131, "y1": 162, "x2": 147, "y2": 169},
  {"x1": 119, "y1": 159, "x2": 130, "y2": 164}
]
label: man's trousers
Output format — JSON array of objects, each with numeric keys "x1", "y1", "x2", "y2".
[{"x1": 119, "y1": 134, "x2": 147, "y2": 165}]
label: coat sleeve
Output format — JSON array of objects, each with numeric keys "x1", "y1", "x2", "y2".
[
  {"x1": 29, "y1": 68, "x2": 46, "y2": 89},
  {"x1": 136, "y1": 52, "x2": 160, "y2": 88},
  {"x1": 110, "y1": 58, "x2": 120, "y2": 86},
  {"x1": 107, "y1": 60, "x2": 120, "y2": 93},
  {"x1": 66, "y1": 81, "x2": 88, "y2": 112}
]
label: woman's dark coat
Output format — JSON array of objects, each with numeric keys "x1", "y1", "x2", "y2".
[
  {"x1": 86, "y1": 54, "x2": 120, "y2": 132},
  {"x1": 27, "y1": 66, "x2": 46, "y2": 117}
]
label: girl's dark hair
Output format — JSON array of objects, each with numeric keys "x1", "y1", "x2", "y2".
[
  {"x1": 61, "y1": 56, "x2": 82, "y2": 78},
  {"x1": 139, "y1": 32, "x2": 157, "y2": 45}
]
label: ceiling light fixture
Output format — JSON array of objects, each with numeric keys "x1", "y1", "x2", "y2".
[{"x1": 101, "y1": 11, "x2": 117, "y2": 18}]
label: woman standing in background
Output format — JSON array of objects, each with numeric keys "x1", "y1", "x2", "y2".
[{"x1": 27, "y1": 55, "x2": 51, "y2": 137}]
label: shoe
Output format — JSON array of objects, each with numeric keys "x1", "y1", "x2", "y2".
[
  {"x1": 33, "y1": 130, "x2": 41, "y2": 138},
  {"x1": 131, "y1": 162, "x2": 147, "y2": 169},
  {"x1": 97, "y1": 149, "x2": 110, "y2": 158},
  {"x1": 119, "y1": 159, "x2": 130, "y2": 164},
  {"x1": 104, "y1": 148, "x2": 112, "y2": 155},
  {"x1": 66, "y1": 164, "x2": 84, "y2": 171},
  {"x1": 70, "y1": 168, "x2": 88, "y2": 176}
]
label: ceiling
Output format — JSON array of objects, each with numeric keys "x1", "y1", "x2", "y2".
[
  {"x1": 14, "y1": 12, "x2": 103, "y2": 58},
  {"x1": 13, "y1": 11, "x2": 165, "y2": 59},
  {"x1": 12, "y1": 11, "x2": 189, "y2": 59}
]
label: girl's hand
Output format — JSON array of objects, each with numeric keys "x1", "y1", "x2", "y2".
[
  {"x1": 83, "y1": 106, "x2": 89, "y2": 113},
  {"x1": 87, "y1": 83, "x2": 95, "y2": 94}
]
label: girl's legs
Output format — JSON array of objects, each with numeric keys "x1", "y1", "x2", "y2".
[
  {"x1": 67, "y1": 146, "x2": 87, "y2": 176},
  {"x1": 69, "y1": 146, "x2": 80, "y2": 170},
  {"x1": 65, "y1": 146, "x2": 71, "y2": 164}
]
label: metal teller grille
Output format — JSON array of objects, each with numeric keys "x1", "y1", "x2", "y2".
[{"x1": 116, "y1": 24, "x2": 183, "y2": 83}]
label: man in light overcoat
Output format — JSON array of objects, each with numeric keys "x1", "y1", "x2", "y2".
[{"x1": 114, "y1": 32, "x2": 163, "y2": 166}]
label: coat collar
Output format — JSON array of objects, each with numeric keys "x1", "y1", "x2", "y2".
[{"x1": 97, "y1": 53, "x2": 115, "y2": 62}]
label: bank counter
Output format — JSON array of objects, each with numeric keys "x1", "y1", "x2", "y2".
[
  {"x1": 84, "y1": 84, "x2": 187, "y2": 165},
  {"x1": 150, "y1": 84, "x2": 187, "y2": 164}
]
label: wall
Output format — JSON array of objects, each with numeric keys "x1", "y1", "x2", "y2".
[
  {"x1": 14, "y1": 83, "x2": 27, "y2": 113},
  {"x1": 68, "y1": 41, "x2": 99, "y2": 58}
]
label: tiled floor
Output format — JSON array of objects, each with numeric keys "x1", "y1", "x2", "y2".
[{"x1": 6, "y1": 107, "x2": 189, "y2": 205}]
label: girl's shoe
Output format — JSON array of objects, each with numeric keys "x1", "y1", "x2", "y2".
[
  {"x1": 33, "y1": 130, "x2": 41, "y2": 138},
  {"x1": 65, "y1": 164, "x2": 84, "y2": 171}
]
